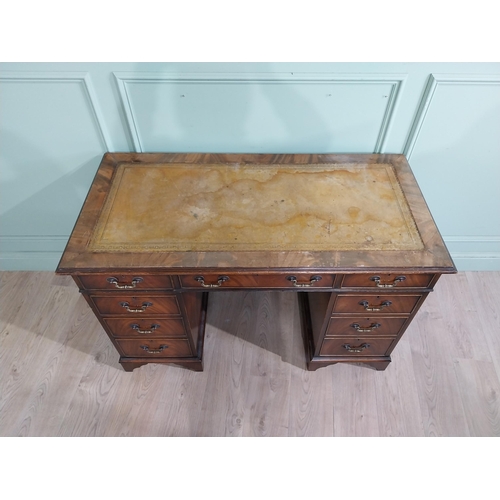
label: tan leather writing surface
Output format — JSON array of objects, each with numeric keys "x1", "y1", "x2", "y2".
[{"x1": 89, "y1": 163, "x2": 424, "y2": 252}]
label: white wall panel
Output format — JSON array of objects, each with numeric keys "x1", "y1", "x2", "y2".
[
  {"x1": 405, "y1": 74, "x2": 500, "y2": 269},
  {"x1": 114, "y1": 73, "x2": 405, "y2": 153},
  {"x1": 0, "y1": 72, "x2": 109, "y2": 269},
  {"x1": 0, "y1": 63, "x2": 499, "y2": 270},
  {"x1": 0, "y1": 72, "x2": 109, "y2": 221}
]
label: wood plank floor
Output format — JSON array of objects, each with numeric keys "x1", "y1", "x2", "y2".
[{"x1": 1, "y1": 271, "x2": 499, "y2": 437}]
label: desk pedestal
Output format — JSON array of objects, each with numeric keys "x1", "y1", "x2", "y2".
[{"x1": 73, "y1": 273, "x2": 439, "y2": 372}]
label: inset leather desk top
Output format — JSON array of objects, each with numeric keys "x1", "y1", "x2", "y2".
[
  {"x1": 89, "y1": 163, "x2": 423, "y2": 253},
  {"x1": 56, "y1": 154, "x2": 455, "y2": 273}
]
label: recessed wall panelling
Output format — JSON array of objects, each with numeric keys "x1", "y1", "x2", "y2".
[
  {"x1": 1, "y1": 63, "x2": 500, "y2": 271},
  {"x1": 405, "y1": 75, "x2": 500, "y2": 237},
  {"x1": 0, "y1": 73, "x2": 110, "y2": 238},
  {"x1": 114, "y1": 73, "x2": 405, "y2": 153}
]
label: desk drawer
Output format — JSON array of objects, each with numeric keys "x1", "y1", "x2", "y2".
[
  {"x1": 90, "y1": 294, "x2": 181, "y2": 316},
  {"x1": 180, "y1": 273, "x2": 334, "y2": 289},
  {"x1": 332, "y1": 294, "x2": 422, "y2": 314},
  {"x1": 341, "y1": 273, "x2": 434, "y2": 289},
  {"x1": 78, "y1": 274, "x2": 174, "y2": 291},
  {"x1": 103, "y1": 318, "x2": 186, "y2": 338},
  {"x1": 116, "y1": 339, "x2": 193, "y2": 358},
  {"x1": 320, "y1": 337, "x2": 396, "y2": 357},
  {"x1": 326, "y1": 317, "x2": 407, "y2": 337}
]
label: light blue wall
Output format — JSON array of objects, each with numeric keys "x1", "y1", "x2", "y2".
[{"x1": 1, "y1": 62, "x2": 499, "y2": 270}]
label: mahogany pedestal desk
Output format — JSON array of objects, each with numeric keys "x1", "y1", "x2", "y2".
[{"x1": 56, "y1": 153, "x2": 456, "y2": 372}]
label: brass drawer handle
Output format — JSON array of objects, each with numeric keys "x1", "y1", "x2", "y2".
[
  {"x1": 351, "y1": 322, "x2": 381, "y2": 333},
  {"x1": 370, "y1": 276, "x2": 406, "y2": 288},
  {"x1": 359, "y1": 300, "x2": 392, "y2": 312},
  {"x1": 194, "y1": 275, "x2": 229, "y2": 288},
  {"x1": 120, "y1": 301, "x2": 153, "y2": 313},
  {"x1": 286, "y1": 275, "x2": 322, "y2": 287},
  {"x1": 343, "y1": 343, "x2": 370, "y2": 353},
  {"x1": 107, "y1": 277, "x2": 143, "y2": 289},
  {"x1": 140, "y1": 344, "x2": 168, "y2": 354},
  {"x1": 131, "y1": 323, "x2": 160, "y2": 334}
]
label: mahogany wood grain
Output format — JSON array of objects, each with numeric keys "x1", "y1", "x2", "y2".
[
  {"x1": 179, "y1": 291, "x2": 205, "y2": 349},
  {"x1": 89, "y1": 294, "x2": 181, "y2": 316},
  {"x1": 55, "y1": 153, "x2": 456, "y2": 372},
  {"x1": 326, "y1": 317, "x2": 408, "y2": 337},
  {"x1": 179, "y1": 273, "x2": 334, "y2": 289},
  {"x1": 307, "y1": 292, "x2": 332, "y2": 350},
  {"x1": 77, "y1": 274, "x2": 174, "y2": 291},
  {"x1": 340, "y1": 273, "x2": 435, "y2": 289},
  {"x1": 320, "y1": 337, "x2": 397, "y2": 357},
  {"x1": 102, "y1": 318, "x2": 186, "y2": 338},
  {"x1": 332, "y1": 294, "x2": 422, "y2": 314},
  {"x1": 56, "y1": 153, "x2": 456, "y2": 273},
  {"x1": 115, "y1": 339, "x2": 193, "y2": 358}
]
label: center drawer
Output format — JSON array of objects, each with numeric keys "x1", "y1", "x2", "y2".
[
  {"x1": 179, "y1": 273, "x2": 334, "y2": 289},
  {"x1": 89, "y1": 294, "x2": 181, "y2": 316},
  {"x1": 326, "y1": 316, "x2": 408, "y2": 337}
]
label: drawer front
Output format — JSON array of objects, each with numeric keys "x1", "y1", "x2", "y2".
[
  {"x1": 326, "y1": 317, "x2": 407, "y2": 337},
  {"x1": 341, "y1": 273, "x2": 434, "y2": 289},
  {"x1": 332, "y1": 294, "x2": 422, "y2": 314},
  {"x1": 180, "y1": 273, "x2": 334, "y2": 289},
  {"x1": 90, "y1": 295, "x2": 181, "y2": 316},
  {"x1": 103, "y1": 318, "x2": 186, "y2": 338},
  {"x1": 78, "y1": 274, "x2": 174, "y2": 291},
  {"x1": 116, "y1": 339, "x2": 193, "y2": 358},
  {"x1": 320, "y1": 337, "x2": 396, "y2": 357}
]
